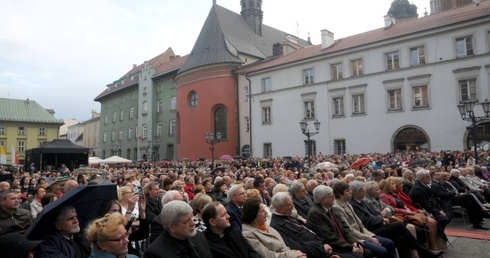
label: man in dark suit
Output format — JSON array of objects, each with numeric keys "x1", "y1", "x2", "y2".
[
  {"x1": 144, "y1": 200, "x2": 212, "y2": 258},
  {"x1": 409, "y1": 169, "x2": 450, "y2": 236},
  {"x1": 225, "y1": 184, "x2": 247, "y2": 230},
  {"x1": 306, "y1": 185, "x2": 364, "y2": 258},
  {"x1": 290, "y1": 181, "x2": 314, "y2": 219},
  {"x1": 202, "y1": 202, "x2": 259, "y2": 258},
  {"x1": 271, "y1": 192, "x2": 339, "y2": 258},
  {"x1": 349, "y1": 181, "x2": 442, "y2": 258},
  {"x1": 145, "y1": 181, "x2": 162, "y2": 224},
  {"x1": 252, "y1": 177, "x2": 271, "y2": 206},
  {"x1": 431, "y1": 171, "x2": 489, "y2": 229}
]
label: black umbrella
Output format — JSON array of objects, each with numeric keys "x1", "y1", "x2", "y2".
[
  {"x1": 233, "y1": 155, "x2": 245, "y2": 160},
  {"x1": 26, "y1": 184, "x2": 117, "y2": 240},
  {"x1": 409, "y1": 159, "x2": 431, "y2": 168}
]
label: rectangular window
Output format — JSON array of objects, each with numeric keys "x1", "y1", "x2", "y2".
[
  {"x1": 112, "y1": 112, "x2": 117, "y2": 122},
  {"x1": 120, "y1": 110, "x2": 124, "y2": 121},
  {"x1": 169, "y1": 120, "x2": 176, "y2": 135},
  {"x1": 157, "y1": 122, "x2": 162, "y2": 136},
  {"x1": 333, "y1": 97, "x2": 344, "y2": 116},
  {"x1": 262, "y1": 78, "x2": 271, "y2": 92},
  {"x1": 263, "y1": 143, "x2": 272, "y2": 158},
  {"x1": 351, "y1": 59, "x2": 363, "y2": 76},
  {"x1": 262, "y1": 107, "x2": 271, "y2": 124},
  {"x1": 119, "y1": 129, "x2": 123, "y2": 140},
  {"x1": 171, "y1": 97, "x2": 177, "y2": 110},
  {"x1": 18, "y1": 141, "x2": 25, "y2": 152},
  {"x1": 18, "y1": 127, "x2": 25, "y2": 135},
  {"x1": 103, "y1": 131, "x2": 107, "y2": 143},
  {"x1": 39, "y1": 127, "x2": 46, "y2": 136},
  {"x1": 456, "y1": 36, "x2": 474, "y2": 57},
  {"x1": 157, "y1": 100, "x2": 163, "y2": 113},
  {"x1": 410, "y1": 46, "x2": 425, "y2": 66},
  {"x1": 104, "y1": 115, "x2": 108, "y2": 124},
  {"x1": 334, "y1": 139, "x2": 346, "y2": 155},
  {"x1": 142, "y1": 101, "x2": 148, "y2": 115},
  {"x1": 304, "y1": 140, "x2": 317, "y2": 157},
  {"x1": 388, "y1": 89, "x2": 403, "y2": 110},
  {"x1": 304, "y1": 69, "x2": 314, "y2": 84},
  {"x1": 0, "y1": 126, "x2": 4, "y2": 134},
  {"x1": 413, "y1": 85, "x2": 429, "y2": 108},
  {"x1": 245, "y1": 117, "x2": 250, "y2": 132},
  {"x1": 142, "y1": 125, "x2": 148, "y2": 138},
  {"x1": 459, "y1": 79, "x2": 477, "y2": 101},
  {"x1": 129, "y1": 107, "x2": 134, "y2": 119},
  {"x1": 352, "y1": 94, "x2": 365, "y2": 114},
  {"x1": 304, "y1": 101, "x2": 315, "y2": 119},
  {"x1": 386, "y1": 51, "x2": 400, "y2": 70},
  {"x1": 331, "y1": 63, "x2": 343, "y2": 80}
]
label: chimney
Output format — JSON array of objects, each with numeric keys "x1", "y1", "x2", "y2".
[
  {"x1": 384, "y1": 15, "x2": 395, "y2": 28},
  {"x1": 272, "y1": 43, "x2": 283, "y2": 57},
  {"x1": 321, "y1": 29, "x2": 334, "y2": 49}
]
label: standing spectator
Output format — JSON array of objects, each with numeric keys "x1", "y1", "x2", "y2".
[
  {"x1": 0, "y1": 190, "x2": 32, "y2": 235},
  {"x1": 30, "y1": 186, "x2": 46, "y2": 219},
  {"x1": 145, "y1": 181, "x2": 162, "y2": 223}
]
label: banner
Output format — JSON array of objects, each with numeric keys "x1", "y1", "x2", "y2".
[
  {"x1": 0, "y1": 146, "x2": 6, "y2": 164},
  {"x1": 11, "y1": 145, "x2": 19, "y2": 165}
]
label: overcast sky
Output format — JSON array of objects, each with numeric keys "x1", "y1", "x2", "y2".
[{"x1": 0, "y1": 0, "x2": 429, "y2": 121}]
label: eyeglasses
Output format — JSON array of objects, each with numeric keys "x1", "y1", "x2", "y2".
[{"x1": 106, "y1": 230, "x2": 130, "y2": 244}]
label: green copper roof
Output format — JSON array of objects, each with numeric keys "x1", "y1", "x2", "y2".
[{"x1": 0, "y1": 98, "x2": 64, "y2": 124}]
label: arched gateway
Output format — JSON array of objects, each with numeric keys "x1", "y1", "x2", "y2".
[{"x1": 392, "y1": 126, "x2": 430, "y2": 152}]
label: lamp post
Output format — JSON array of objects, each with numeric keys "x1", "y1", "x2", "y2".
[
  {"x1": 457, "y1": 98, "x2": 490, "y2": 164},
  {"x1": 109, "y1": 144, "x2": 121, "y2": 156},
  {"x1": 146, "y1": 139, "x2": 160, "y2": 162},
  {"x1": 205, "y1": 132, "x2": 222, "y2": 169},
  {"x1": 299, "y1": 119, "x2": 321, "y2": 169}
]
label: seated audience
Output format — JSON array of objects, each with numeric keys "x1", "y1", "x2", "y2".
[
  {"x1": 202, "y1": 201, "x2": 259, "y2": 258},
  {"x1": 191, "y1": 193, "x2": 212, "y2": 232},
  {"x1": 242, "y1": 198, "x2": 307, "y2": 258},
  {"x1": 225, "y1": 184, "x2": 247, "y2": 230},
  {"x1": 290, "y1": 181, "x2": 313, "y2": 219},
  {"x1": 0, "y1": 190, "x2": 31, "y2": 235}
]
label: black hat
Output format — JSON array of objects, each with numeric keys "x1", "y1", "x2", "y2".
[
  {"x1": 0, "y1": 233, "x2": 43, "y2": 257},
  {"x1": 242, "y1": 198, "x2": 262, "y2": 224}
]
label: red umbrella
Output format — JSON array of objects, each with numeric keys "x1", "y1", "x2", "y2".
[
  {"x1": 219, "y1": 154, "x2": 233, "y2": 160},
  {"x1": 351, "y1": 158, "x2": 372, "y2": 169}
]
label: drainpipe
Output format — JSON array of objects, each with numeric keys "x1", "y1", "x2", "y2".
[{"x1": 246, "y1": 74, "x2": 253, "y2": 158}]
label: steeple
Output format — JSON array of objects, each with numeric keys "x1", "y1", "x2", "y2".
[
  {"x1": 388, "y1": 0, "x2": 418, "y2": 21},
  {"x1": 240, "y1": 0, "x2": 263, "y2": 36}
]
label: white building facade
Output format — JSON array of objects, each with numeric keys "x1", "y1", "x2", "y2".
[{"x1": 237, "y1": 2, "x2": 490, "y2": 158}]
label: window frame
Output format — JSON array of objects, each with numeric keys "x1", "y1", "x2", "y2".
[
  {"x1": 262, "y1": 78, "x2": 272, "y2": 92},
  {"x1": 169, "y1": 120, "x2": 176, "y2": 135},
  {"x1": 410, "y1": 46, "x2": 425, "y2": 66},
  {"x1": 18, "y1": 126, "x2": 25, "y2": 135},
  {"x1": 388, "y1": 89, "x2": 403, "y2": 111},
  {"x1": 332, "y1": 97, "x2": 344, "y2": 117},
  {"x1": 170, "y1": 96, "x2": 177, "y2": 110},
  {"x1": 263, "y1": 143, "x2": 272, "y2": 158},
  {"x1": 304, "y1": 101, "x2": 315, "y2": 119},
  {"x1": 352, "y1": 94, "x2": 365, "y2": 115},
  {"x1": 331, "y1": 63, "x2": 343, "y2": 80},
  {"x1": 351, "y1": 59, "x2": 363, "y2": 76},
  {"x1": 303, "y1": 69, "x2": 314, "y2": 85},
  {"x1": 412, "y1": 85, "x2": 429, "y2": 108},
  {"x1": 262, "y1": 107, "x2": 272, "y2": 124},
  {"x1": 386, "y1": 51, "x2": 400, "y2": 70},
  {"x1": 39, "y1": 127, "x2": 46, "y2": 136},
  {"x1": 459, "y1": 79, "x2": 477, "y2": 102},
  {"x1": 456, "y1": 35, "x2": 474, "y2": 58}
]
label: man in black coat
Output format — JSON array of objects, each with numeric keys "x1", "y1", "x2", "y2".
[
  {"x1": 306, "y1": 185, "x2": 365, "y2": 258},
  {"x1": 144, "y1": 200, "x2": 212, "y2": 258},
  {"x1": 145, "y1": 182, "x2": 162, "y2": 224},
  {"x1": 202, "y1": 202, "x2": 259, "y2": 258},
  {"x1": 409, "y1": 169, "x2": 449, "y2": 235},
  {"x1": 290, "y1": 181, "x2": 314, "y2": 219},
  {"x1": 270, "y1": 192, "x2": 335, "y2": 258},
  {"x1": 225, "y1": 184, "x2": 247, "y2": 230}
]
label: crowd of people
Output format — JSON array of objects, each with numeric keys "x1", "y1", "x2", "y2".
[{"x1": 1, "y1": 149, "x2": 490, "y2": 257}]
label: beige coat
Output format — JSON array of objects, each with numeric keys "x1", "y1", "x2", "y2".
[
  {"x1": 333, "y1": 199, "x2": 375, "y2": 242},
  {"x1": 242, "y1": 223, "x2": 298, "y2": 258}
]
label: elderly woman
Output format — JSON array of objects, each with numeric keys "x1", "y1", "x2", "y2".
[
  {"x1": 379, "y1": 177, "x2": 439, "y2": 251},
  {"x1": 242, "y1": 198, "x2": 307, "y2": 258},
  {"x1": 212, "y1": 180, "x2": 228, "y2": 206},
  {"x1": 86, "y1": 213, "x2": 139, "y2": 258},
  {"x1": 191, "y1": 193, "x2": 212, "y2": 232}
]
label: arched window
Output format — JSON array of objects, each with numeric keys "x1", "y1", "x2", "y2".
[
  {"x1": 120, "y1": 110, "x2": 124, "y2": 121},
  {"x1": 128, "y1": 127, "x2": 133, "y2": 139},
  {"x1": 142, "y1": 124, "x2": 148, "y2": 138},
  {"x1": 103, "y1": 131, "x2": 107, "y2": 142},
  {"x1": 214, "y1": 107, "x2": 227, "y2": 139},
  {"x1": 170, "y1": 96, "x2": 177, "y2": 110},
  {"x1": 111, "y1": 130, "x2": 116, "y2": 141},
  {"x1": 119, "y1": 128, "x2": 123, "y2": 140},
  {"x1": 129, "y1": 107, "x2": 135, "y2": 119}
]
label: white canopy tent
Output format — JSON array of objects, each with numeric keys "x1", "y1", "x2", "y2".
[
  {"x1": 100, "y1": 155, "x2": 133, "y2": 164},
  {"x1": 88, "y1": 157, "x2": 103, "y2": 165}
]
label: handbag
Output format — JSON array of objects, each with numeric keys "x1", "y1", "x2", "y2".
[
  {"x1": 406, "y1": 212, "x2": 428, "y2": 227},
  {"x1": 388, "y1": 214, "x2": 405, "y2": 223}
]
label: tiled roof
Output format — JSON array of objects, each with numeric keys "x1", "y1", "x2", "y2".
[
  {"x1": 236, "y1": 2, "x2": 490, "y2": 74},
  {"x1": 153, "y1": 55, "x2": 189, "y2": 78},
  {"x1": 178, "y1": 5, "x2": 312, "y2": 73},
  {"x1": 0, "y1": 98, "x2": 64, "y2": 124},
  {"x1": 94, "y1": 48, "x2": 182, "y2": 101}
]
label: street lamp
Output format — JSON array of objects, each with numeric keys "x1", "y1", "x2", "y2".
[
  {"x1": 457, "y1": 98, "x2": 490, "y2": 164},
  {"x1": 299, "y1": 119, "x2": 321, "y2": 169},
  {"x1": 205, "y1": 132, "x2": 222, "y2": 169},
  {"x1": 109, "y1": 144, "x2": 121, "y2": 156},
  {"x1": 146, "y1": 139, "x2": 161, "y2": 162}
]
